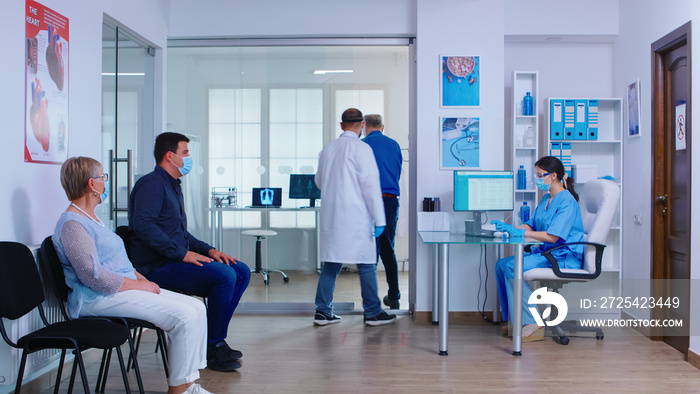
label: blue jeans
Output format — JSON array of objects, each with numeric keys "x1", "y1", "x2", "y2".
[
  {"x1": 315, "y1": 262, "x2": 382, "y2": 318},
  {"x1": 145, "y1": 260, "x2": 251, "y2": 346},
  {"x1": 377, "y1": 196, "x2": 400, "y2": 300}
]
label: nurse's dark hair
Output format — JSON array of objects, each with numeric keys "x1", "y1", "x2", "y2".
[
  {"x1": 535, "y1": 156, "x2": 579, "y2": 202},
  {"x1": 154, "y1": 132, "x2": 190, "y2": 164}
]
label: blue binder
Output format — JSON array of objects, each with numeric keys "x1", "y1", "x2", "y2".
[
  {"x1": 561, "y1": 142, "x2": 572, "y2": 178},
  {"x1": 564, "y1": 99, "x2": 576, "y2": 139},
  {"x1": 587, "y1": 99, "x2": 599, "y2": 140},
  {"x1": 550, "y1": 142, "x2": 561, "y2": 158},
  {"x1": 574, "y1": 100, "x2": 588, "y2": 140},
  {"x1": 550, "y1": 99, "x2": 564, "y2": 140}
]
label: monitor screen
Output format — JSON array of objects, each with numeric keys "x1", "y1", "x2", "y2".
[
  {"x1": 453, "y1": 170, "x2": 514, "y2": 211},
  {"x1": 289, "y1": 174, "x2": 321, "y2": 200},
  {"x1": 252, "y1": 187, "x2": 282, "y2": 207}
]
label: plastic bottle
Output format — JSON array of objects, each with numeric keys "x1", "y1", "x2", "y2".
[
  {"x1": 517, "y1": 165, "x2": 526, "y2": 190},
  {"x1": 523, "y1": 92, "x2": 534, "y2": 116},
  {"x1": 525, "y1": 125, "x2": 535, "y2": 147},
  {"x1": 520, "y1": 201, "x2": 530, "y2": 223}
]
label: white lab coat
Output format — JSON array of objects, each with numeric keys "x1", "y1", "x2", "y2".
[{"x1": 316, "y1": 130, "x2": 386, "y2": 264}]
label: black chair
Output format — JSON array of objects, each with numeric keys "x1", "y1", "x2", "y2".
[
  {"x1": 0, "y1": 241, "x2": 133, "y2": 394},
  {"x1": 39, "y1": 236, "x2": 167, "y2": 392}
]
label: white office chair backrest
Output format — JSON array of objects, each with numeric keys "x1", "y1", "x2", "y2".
[{"x1": 578, "y1": 179, "x2": 620, "y2": 274}]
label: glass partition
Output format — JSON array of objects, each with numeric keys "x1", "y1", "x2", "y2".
[{"x1": 167, "y1": 44, "x2": 409, "y2": 311}]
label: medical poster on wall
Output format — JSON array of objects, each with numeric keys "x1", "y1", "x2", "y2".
[
  {"x1": 440, "y1": 56, "x2": 480, "y2": 107},
  {"x1": 440, "y1": 117, "x2": 480, "y2": 169},
  {"x1": 25, "y1": 0, "x2": 69, "y2": 164}
]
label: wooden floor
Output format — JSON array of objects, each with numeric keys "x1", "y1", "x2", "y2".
[{"x1": 38, "y1": 313, "x2": 700, "y2": 393}]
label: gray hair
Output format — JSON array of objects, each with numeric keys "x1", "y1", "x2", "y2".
[
  {"x1": 364, "y1": 114, "x2": 383, "y2": 129},
  {"x1": 60, "y1": 156, "x2": 102, "y2": 201}
]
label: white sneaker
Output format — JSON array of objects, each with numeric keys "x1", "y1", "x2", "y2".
[{"x1": 185, "y1": 383, "x2": 213, "y2": 394}]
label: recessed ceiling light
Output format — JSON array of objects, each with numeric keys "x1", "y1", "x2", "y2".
[{"x1": 313, "y1": 69, "x2": 353, "y2": 75}]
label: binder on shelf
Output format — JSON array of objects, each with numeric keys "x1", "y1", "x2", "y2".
[
  {"x1": 574, "y1": 100, "x2": 588, "y2": 140},
  {"x1": 550, "y1": 99, "x2": 565, "y2": 140},
  {"x1": 564, "y1": 99, "x2": 576, "y2": 139},
  {"x1": 587, "y1": 99, "x2": 599, "y2": 140},
  {"x1": 561, "y1": 142, "x2": 572, "y2": 177},
  {"x1": 550, "y1": 142, "x2": 562, "y2": 158}
]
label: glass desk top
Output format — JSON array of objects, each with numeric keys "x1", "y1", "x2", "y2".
[{"x1": 418, "y1": 231, "x2": 542, "y2": 246}]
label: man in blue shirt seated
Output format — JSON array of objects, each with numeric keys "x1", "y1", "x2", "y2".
[
  {"x1": 128, "y1": 132, "x2": 251, "y2": 372},
  {"x1": 362, "y1": 114, "x2": 403, "y2": 309}
]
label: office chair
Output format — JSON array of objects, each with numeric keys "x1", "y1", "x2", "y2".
[
  {"x1": 523, "y1": 178, "x2": 620, "y2": 345},
  {"x1": 0, "y1": 241, "x2": 133, "y2": 394}
]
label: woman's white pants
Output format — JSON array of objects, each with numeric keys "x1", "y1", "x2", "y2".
[{"x1": 80, "y1": 289, "x2": 208, "y2": 386}]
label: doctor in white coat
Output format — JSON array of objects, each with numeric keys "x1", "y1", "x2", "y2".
[{"x1": 312, "y1": 108, "x2": 398, "y2": 327}]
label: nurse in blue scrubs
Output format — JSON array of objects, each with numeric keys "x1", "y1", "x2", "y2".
[{"x1": 491, "y1": 156, "x2": 584, "y2": 341}]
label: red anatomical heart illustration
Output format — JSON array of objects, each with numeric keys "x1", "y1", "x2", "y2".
[
  {"x1": 30, "y1": 78, "x2": 50, "y2": 151},
  {"x1": 45, "y1": 24, "x2": 64, "y2": 91}
]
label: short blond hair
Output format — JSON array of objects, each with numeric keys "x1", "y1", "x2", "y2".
[
  {"x1": 364, "y1": 114, "x2": 383, "y2": 129},
  {"x1": 60, "y1": 157, "x2": 102, "y2": 201}
]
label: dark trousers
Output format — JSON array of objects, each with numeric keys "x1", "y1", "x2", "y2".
[
  {"x1": 145, "y1": 260, "x2": 251, "y2": 346},
  {"x1": 378, "y1": 196, "x2": 400, "y2": 300}
]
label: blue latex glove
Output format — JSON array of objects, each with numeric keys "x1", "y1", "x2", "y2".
[
  {"x1": 490, "y1": 220, "x2": 525, "y2": 237},
  {"x1": 374, "y1": 226, "x2": 386, "y2": 237}
]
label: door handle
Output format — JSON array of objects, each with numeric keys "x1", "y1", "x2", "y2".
[
  {"x1": 655, "y1": 194, "x2": 668, "y2": 204},
  {"x1": 109, "y1": 149, "x2": 115, "y2": 220},
  {"x1": 127, "y1": 149, "x2": 133, "y2": 197}
]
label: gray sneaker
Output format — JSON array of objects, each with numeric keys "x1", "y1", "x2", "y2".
[{"x1": 364, "y1": 311, "x2": 398, "y2": 326}]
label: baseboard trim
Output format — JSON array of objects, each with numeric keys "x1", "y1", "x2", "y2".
[
  {"x1": 414, "y1": 311, "x2": 494, "y2": 324},
  {"x1": 688, "y1": 349, "x2": 700, "y2": 370}
]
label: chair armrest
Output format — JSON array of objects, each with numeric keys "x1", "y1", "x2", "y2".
[{"x1": 542, "y1": 242, "x2": 606, "y2": 280}]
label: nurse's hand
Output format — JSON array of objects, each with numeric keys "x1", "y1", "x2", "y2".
[
  {"x1": 490, "y1": 220, "x2": 510, "y2": 232},
  {"x1": 374, "y1": 226, "x2": 386, "y2": 237}
]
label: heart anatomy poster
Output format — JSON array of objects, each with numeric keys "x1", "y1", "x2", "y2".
[{"x1": 25, "y1": 0, "x2": 69, "y2": 164}]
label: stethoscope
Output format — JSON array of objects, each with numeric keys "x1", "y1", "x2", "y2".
[{"x1": 449, "y1": 130, "x2": 478, "y2": 166}]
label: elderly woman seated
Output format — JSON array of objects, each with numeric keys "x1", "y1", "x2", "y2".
[{"x1": 52, "y1": 156, "x2": 212, "y2": 394}]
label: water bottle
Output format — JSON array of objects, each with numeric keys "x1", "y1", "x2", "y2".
[
  {"x1": 520, "y1": 201, "x2": 530, "y2": 223},
  {"x1": 517, "y1": 165, "x2": 526, "y2": 190},
  {"x1": 523, "y1": 92, "x2": 534, "y2": 116}
]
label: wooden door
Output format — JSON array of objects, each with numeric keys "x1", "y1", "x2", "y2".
[{"x1": 651, "y1": 22, "x2": 691, "y2": 356}]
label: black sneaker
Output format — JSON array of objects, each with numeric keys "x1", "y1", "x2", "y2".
[
  {"x1": 383, "y1": 295, "x2": 400, "y2": 309},
  {"x1": 207, "y1": 342, "x2": 241, "y2": 372},
  {"x1": 218, "y1": 341, "x2": 243, "y2": 360},
  {"x1": 313, "y1": 311, "x2": 341, "y2": 326},
  {"x1": 364, "y1": 311, "x2": 398, "y2": 326}
]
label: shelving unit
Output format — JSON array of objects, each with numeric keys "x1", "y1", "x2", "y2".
[
  {"x1": 511, "y1": 71, "x2": 539, "y2": 224},
  {"x1": 546, "y1": 97, "x2": 623, "y2": 272}
]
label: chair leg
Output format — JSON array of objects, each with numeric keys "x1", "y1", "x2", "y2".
[
  {"x1": 156, "y1": 329, "x2": 170, "y2": 378},
  {"x1": 126, "y1": 329, "x2": 145, "y2": 394},
  {"x1": 128, "y1": 326, "x2": 143, "y2": 371},
  {"x1": 72, "y1": 350, "x2": 91, "y2": 394},
  {"x1": 68, "y1": 352, "x2": 79, "y2": 393},
  {"x1": 54, "y1": 349, "x2": 67, "y2": 394},
  {"x1": 115, "y1": 346, "x2": 132, "y2": 394},
  {"x1": 95, "y1": 349, "x2": 109, "y2": 391},
  {"x1": 15, "y1": 350, "x2": 29, "y2": 394},
  {"x1": 98, "y1": 348, "x2": 113, "y2": 392}
]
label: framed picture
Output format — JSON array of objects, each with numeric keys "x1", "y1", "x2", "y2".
[
  {"x1": 440, "y1": 56, "x2": 480, "y2": 107},
  {"x1": 627, "y1": 80, "x2": 641, "y2": 138},
  {"x1": 440, "y1": 117, "x2": 480, "y2": 169}
]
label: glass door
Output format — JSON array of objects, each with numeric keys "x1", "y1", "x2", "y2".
[{"x1": 100, "y1": 21, "x2": 154, "y2": 229}]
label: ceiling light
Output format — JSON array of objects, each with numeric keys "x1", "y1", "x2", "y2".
[
  {"x1": 101, "y1": 72, "x2": 146, "y2": 76},
  {"x1": 313, "y1": 69, "x2": 353, "y2": 75}
]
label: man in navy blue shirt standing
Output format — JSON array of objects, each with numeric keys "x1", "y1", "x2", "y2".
[
  {"x1": 362, "y1": 115, "x2": 403, "y2": 309},
  {"x1": 129, "y1": 132, "x2": 251, "y2": 372}
]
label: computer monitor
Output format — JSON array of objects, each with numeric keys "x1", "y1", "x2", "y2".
[
  {"x1": 454, "y1": 170, "x2": 514, "y2": 225},
  {"x1": 251, "y1": 187, "x2": 282, "y2": 207},
  {"x1": 289, "y1": 174, "x2": 321, "y2": 207}
]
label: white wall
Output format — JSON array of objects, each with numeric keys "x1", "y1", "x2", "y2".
[
  {"x1": 0, "y1": 0, "x2": 169, "y2": 247},
  {"x1": 0, "y1": 0, "x2": 169, "y2": 389},
  {"x1": 614, "y1": 0, "x2": 700, "y2": 354}
]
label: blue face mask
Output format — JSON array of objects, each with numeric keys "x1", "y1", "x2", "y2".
[
  {"x1": 100, "y1": 181, "x2": 110, "y2": 204},
  {"x1": 174, "y1": 153, "x2": 193, "y2": 176},
  {"x1": 534, "y1": 176, "x2": 550, "y2": 192}
]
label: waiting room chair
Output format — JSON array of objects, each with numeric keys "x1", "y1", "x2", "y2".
[
  {"x1": 0, "y1": 241, "x2": 133, "y2": 394},
  {"x1": 39, "y1": 235, "x2": 166, "y2": 392},
  {"x1": 523, "y1": 178, "x2": 621, "y2": 345}
]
